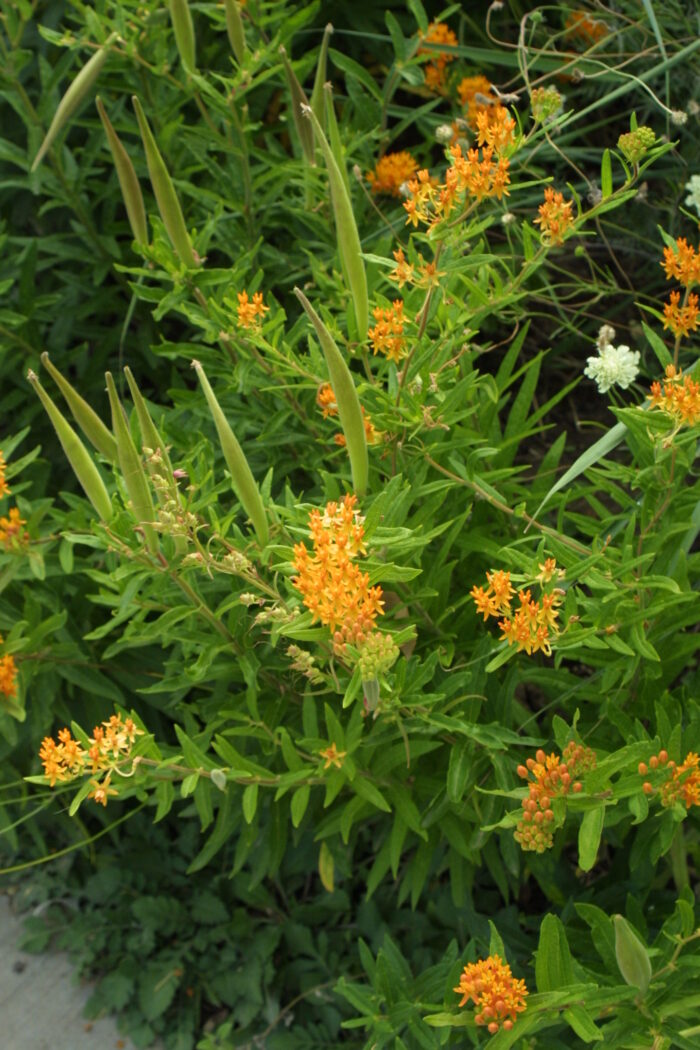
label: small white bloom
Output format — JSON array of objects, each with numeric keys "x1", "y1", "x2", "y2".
[
  {"x1": 398, "y1": 180, "x2": 412, "y2": 198},
  {"x1": 684, "y1": 174, "x2": 700, "y2": 216},
  {"x1": 584, "y1": 344, "x2": 640, "y2": 394},
  {"x1": 435, "y1": 123, "x2": 454, "y2": 144},
  {"x1": 501, "y1": 211, "x2": 516, "y2": 225},
  {"x1": 596, "y1": 324, "x2": 616, "y2": 349},
  {"x1": 671, "y1": 109, "x2": 688, "y2": 126}
]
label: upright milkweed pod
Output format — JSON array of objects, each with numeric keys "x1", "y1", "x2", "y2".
[
  {"x1": 223, "y1": 0, "x2": 247, "y2": 64},
  {"x1": 324, "y1": 81, "x2": 351, "y2": 198},
  {"x1": 27, "y1": 370, "x2": 112, "y2": 521},
  {"x1": 613, "y1": 915, "x2": 652, "y2": 995},
  {"x1": 131, "y1": 96, "x2": 196, "y2": 268},
  {"x1": 41, "y1": 352, "x2": 118, "y2": 463},
  {"x1": 31, "y1": 33, "x2": 118, "y2": 172},
  {"x1": 95, "y1": 97, "x2": 148, "y2": 247},
  {"x1": 105, "y1": 372, "x2": 158, "y2": 554},
  {"x1": 300, "y1": 104, "x2": 368, "y2": 341},
  {"x1": 294, "y1": 289, "x2": 368, "y2": 496},
  {"x1": 310, "y1": 24, "x2": 333, "y2": 128},
  {"x1": 169, "y1": 0, "x2": 196, "y2": 73},
  {"x1": 191, "y1": 360, "x2": 269, "y2": 547},
  {"x1": 279, "y1": 46, "x2": 315, "y2": 165}
]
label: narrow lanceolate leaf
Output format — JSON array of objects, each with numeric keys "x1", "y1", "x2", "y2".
[
  {"x1": 279, "y1": 46, "x2": 315, "y2": 165},
  {"x1": 191, "y1": 360, "x2": 269, "y2": 547},
  {"x1": 301, "y1": 104, "x2": 368, "y2": 340},
  {"x1": 223, "y1": 0, "x2": 247, "y2": 64},
  {"x1": 169, "y1": 0, "x2": 196, "y2": 72},
  {"x1": 95, "y1": 97, "x2": 148, "y2": 247},
  {"x1": 294, "y1": 289, "x2": 368, "y2": 496},
  {"x1": 40, "y1": 352, "x2": 117, "y2": 462},
  {"x1": 27, "y1": 371, "x2": 112, "y2": 521},
  {"x1": 31, "y1": 34, "x2": 117, "y2": 171},
  {"x1": 310, "y1": 24, "x2": 333, "y2": 127},
  {"x1": 613, "y1": 916, "x2": 652, "y2": 995},
  {"x1": 105, "y1": 372, "x2": 158, "y2": 553},
  {"x1": 132, "y1": 96, "x2": 196, "y2": 267}
]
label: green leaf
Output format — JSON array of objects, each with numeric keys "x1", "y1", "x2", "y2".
[
  {"x1": 578, "y1": 806, "x2": 605, "y2": 872},
  {"x1": 291, "y1": 784, "x2": 310, "y2": 827},
  {"x1": 242, "y1": 782, "x2": 258, "y2": 824},
  {"x1": 139, "y1": 961, "x2": 182, "y2": 1021},
  {"x1": 563, "y1": 1004, "x2": 604, "y2": 1042},
  {"x1": 351, "y1": 777, "x2": 392, "y2": 812},
  {"x1": 600, "y1": 149, "x2": 612, "y2": 198},
  {"x1": 535, "y1": 914, "x2": 575, "y2": 992}
]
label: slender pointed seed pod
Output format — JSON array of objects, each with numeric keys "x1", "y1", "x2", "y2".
[
  {"x1": 31, "y1": 33, "x2": 117, "y2": 172},
  {"x1": 105, "y1": 372, "x2": 158, "y2": 554},
  {"x1": 300, "y1": 104, "x2": 368, "y2": 340},
  {"x1": 613, "y1": 915, "x2": 652, "y2": 995},
  {"x1": 95, "y1": 97, "x2": 148, "y2": 247},
  {"x1": 169, "y1": 0, "x2": 196, "y2": 72},
  {"x1": 131, "y1": 96, "x2": 196, "y2": 267},
  {"x1": 279, "y1": 46, "x2": 315, "y2": 165},
  {"x1": 191, "y1": 360, "x2": 268, "y2": 547},
  {"x1": 223, "y1": 0, "x2": 247, "y2": 64},
  {"x1": 27, "y1": 371, "x2": 112, "y2": 521},
  {"x1": 41, "y1": 352, "x2": 117, "y2": 462},
  {"x1": 310, "y1": 24, "x2": 333, "y2": 128},
  {"x1": 294, "y1": 289, "x2": 368, "y2": 496},
  {"x1": 324, "y1": 82, "x2": 351, "y2": 198}
]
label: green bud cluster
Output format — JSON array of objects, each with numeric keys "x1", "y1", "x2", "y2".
[
  {"x1": 617, "y1": 127, "x2": 655, "y2": 164},
  {"x1": 357, "y1": 632, "x2": 399, "y2": 680},
  {"x1": 530, "y1": 86, "x2": 563, "y2": 124}
]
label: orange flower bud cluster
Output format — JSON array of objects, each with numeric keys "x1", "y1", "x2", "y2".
[
  {"x1": 470, "y1": 564, "x2": 564, "y2": 657},
  {"x1": 418, "y1": 22, "x2": 458, "y2": 95},
  {"x1": 534, "y1": 188, "x2": 575, "y2": 245},
  {"x1": 457, "y1": 75, "x2": 496, "y2": 128},
  {"x1": 0, "y1": 507, "x2": 28, "y2": 550},
  {"x1": 367, "y1": 151, "x2": 418, "y2": 197},
  {"x1": 0, "y1": 634, "x2": 18, "y2": 700},
  {"x1": 453, "y1": 954, "x2": 528, "y2": 1033},
  {"x1": 0, "y1": 450, "x2": 10, "y2": 499},
  {"x1": 564, "y1": 10, "x2": 608, "y2": 45},
  {"x1": 39, "y1": 714, "x2": 143, "y2": 805},
  {"x1": 237, "y1": 290, "x2": 269, "y2": 330},
  {"x1": 638, "y1": 749, "x2": 700, "y2": 810},
  {"x1": 369, "y1": 300, "x2": 406, "y2": 363},
  {"x1": 514, "y1": 742, "x2": 595, "y2": 852},
  {"x1": 648, "y1": 365, "x2": 700, "y2": 428},
  {"x1": 292, "y1": 495, "x2": 384, "y2": 656}
]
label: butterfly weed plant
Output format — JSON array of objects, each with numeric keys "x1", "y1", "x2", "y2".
[{"x1": 1, "y1": 1, "x2": 699, "y2": 1047}]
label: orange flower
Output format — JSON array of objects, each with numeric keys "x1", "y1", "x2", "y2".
[
  {"x1": 661, "y1": 238, "x2": 700, "y2": 287},
  {"x1": 334, "y1": 409, "x2": 379, "y2": 447},
  {"x1": 316, "y1": 383, "x2": 338, "y2": 418},
  {"x1": 515, "y1": 742, "x2": 595, "y2": 852},
  {"x1": 662, "y1": 291, "x2": 700, "y2": 339},
  {"x1": 648, "y1": 365, "x2": 700, "y2": 427},
  {"x1": 454, "y1": 955, "x2": 528, "y2": 1033},
  {"x1": 564, "y1": 10, "x2": 608, "y2": 45},
  {"x1": 457, "y1": 75, "x2": 496, "y2": 128},
  {"x1": 369, "y1": 300, "x2": 406, "y2": 363},
  {"x1": 0, "y1": 507, "x2": 27, "y2": 549},
  {"x1": 237, "y1": 290, "x2": 269, "y2": 330},
  {"x1": 534, "y1": 187, "x2": 574, "y2": 245},
  {"x1": 475, "y1": 105, "x2": 516, "y2": 154},
  {"x1": 367, "y1": 151, "x2": 419, "y2": 197},
  {"x1": 389, "y1": 247, "x2": 415, "y2": 288},
  {"x1": 292, "y1": 495, "x2": 384, "y2": 655},
  {"x1": 0, "y1": 652, "x2": 18, "y2": 700},
  {"x1": 0, "y1": 450, "x2": 10, "y2": 499},
  {"x1": 471, "y1": 564, "x2": 563, "y2": 656},
  {"x1": 419, "y1": 22, "x2": 458, "y2": 95},
  {"x1": 319, "y1": 742, "x2": 347, "y2": 770},
  {"x1": 88, "y1": 773, "x2": 119, "y2": 807},
  {"x1": 639, "y1": 749, "x2": 700, "y2": 810},
  {"x1": 447, "y1": 142, "x2": 510, "y2": 203},
  {"x1": 40, "y1": 713, "x2": 143, "y2": 799}
]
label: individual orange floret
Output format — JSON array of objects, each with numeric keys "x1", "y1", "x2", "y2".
[
  {"x1": 564, "y1": 10, "x2": 608, "y2": 45},
  {"x1": 648, "y1": 364, "x2": 700, "y2": 428},
  {"x1": 534, "y1": 188, "x2": 574, "y2": 245},
  {"x1": 454, "y1": 954, "x2": 528, "y2": 1033},
  {"x1": 316, "y1": 383, "x2": 338, "y2": 418},
  {"x1": 237, "y1": 290, "x2": 269, "y2": 330},
  {"x1": 418, "y1": 22, "x2": 458, "y2": 95},
  {"x1": 0, "y1": 507, "x2": 28, "y2": 550},
  {"x1": 661, "y1": 238, "x2": 700, "y2": 287},
  {"x1": 388, "y1": 247, "x2": 415, "y2": 288},
  {"x1": 367, "y1": 151, "x2": 419, "y2": 197},
  {"x1": 457, "y1": 75, "x2": 496, "y2": 128},
  {"x1": 0, "y1": 652, "x2": 18, "y2": 700},
  {"x1": 0, "y1": 450, "x2": 10, "y2": 499},
  {"x1": 369, "y1": 300, "x2": 406, "y2": 363},
  {"x1": 662, "y1": 291, "x2": 700, "y2": 339},
  {"x1": 334, "y1": 409, "x2": 380, "y2": 447},
  {"x1": 475, "y1": 105, "x2": 516, "y2": 155}
]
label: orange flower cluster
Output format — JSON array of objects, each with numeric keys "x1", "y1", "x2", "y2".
[
  {"x1": 457, "y1": 75, "x2": 496, "y2": 128},
  {"x1": 662, "y1": 292, "x2": 699, "y2": 339},
  {"x1": 403, "y1": 142, "x2": 510, "y2": 229},
  {"x1": 476, "y1": 105, "x2": 516, "y2": 154},
  {"x1": 0, "y1": 633, "x2": 17, "y2": 700},
  {"x1": 514, "y1": 742, "x2": 595, "y2": 852},
  {"x1": 316, "y1": 383, "x2": 338, "y2": 418},
  {"x1": 534, "y1": 188, "x2": 574, "y2": 245},
  {"x1": 369, "y1": 300, "x2": 406, "y2": 363},
  {"x1": 454, "y1": 955, "x2": 528, "y2": 1033},
  {"x1": 389, "y1": 247, "x2": 414, "y2": 288},
  {"x1": 564, "y1": 10, "x2": 608, "y2": 45},
  {"x1": 470, "y1": 564, "x2": 564, "y2": 657},
  {"x1": 661, "y1": 238, "x2": 700, "y2": 287},
  {"x1": 367, "y1": 151, "x2": 418, "y2": 197},
  {"x1": 39, "y1": 714, "x2": 143, "y2": 805},
  {"x1": 237, "y1": 290, "x2": 268, "y2": 330},
  {"x1": 648, "y1": 365, "x2": 700, "y2": 428},
  {"x1": 419, "y1": 22, "x2": 457, "y2": 94},
  {"x1": 292, "y1": 495, "x2": 384, "y2": 655},
  {"x1": 0, "y1": 450, "x2": 10, "y2": 498},
  {"x1": 0, "y1": 507, "x2": 28, "y2": 550},
  {"x1": 639, "y1": 749, "x2": 700, "y2": 809}
]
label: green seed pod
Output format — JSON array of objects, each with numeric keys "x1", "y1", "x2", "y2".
[
  {"x1": 131, "y1": 96, "x2": 196, "y2": 268},
  {"x1": 310, "y1": 24, "x2": 333, "y2": 128},
  {"x1": 191, "y1": 360, "x2": 268, "y2": 547},
  {"x1": 223, "y1": 0, "x2": 247, "y2": 64},
  {"x1": 40, "y1": 352, "x2": 117, "y2": 463},
  {"x1": 27, "y1": 370, "x2": 112, "y2": 521},
  {"x1": 95, "y1": 97, "x2": 148, "y2": 247},
  {"x1": 324, "y1": 81, "x2": 350, "y2": 198},
  {"x1": 105, "y1": 372, "x2": 158, "y2": 553},
  {"x1": 613, "y1": 915, "x2": 652, "y2": 995},
  {"x1": 31, "y1": 34, "x2": 117, "y2": 172},
  {"x1": 123, "y1": 367, "x2": 174, "y2": 479},
  {"x1": 301, "y1": 104, "x2": 368, "y2": 341},
  {"x1": 294, "y1": 289, "x2": 368, "y2": 496},
  {"x1": 279, "y1": 46, "x2": 315, "y2": 165},
  {"x1": 169, "y1": 0, "x2": 196, "y2": 73}
]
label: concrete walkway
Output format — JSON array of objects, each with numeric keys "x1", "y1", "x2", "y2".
[{"x1": 0, "y1": 893, "x2": 140, "y2": 1050}]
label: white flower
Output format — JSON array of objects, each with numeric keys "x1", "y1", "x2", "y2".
[
  {"x1": 501, "y1": 211, "x2": 516, "y2": 225},
  {"x1": 596, "y1": 324, "x2": 616, "y2": 349},
  {"x1": 684, "y1": 174, "x2": 700, "y2": 216},
  {"x1": 584, "y1": 344, "x2": 640, "y2": 394},
  {"x1": 435, "y1": 124, "x2": 454, "y2": 144}
]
